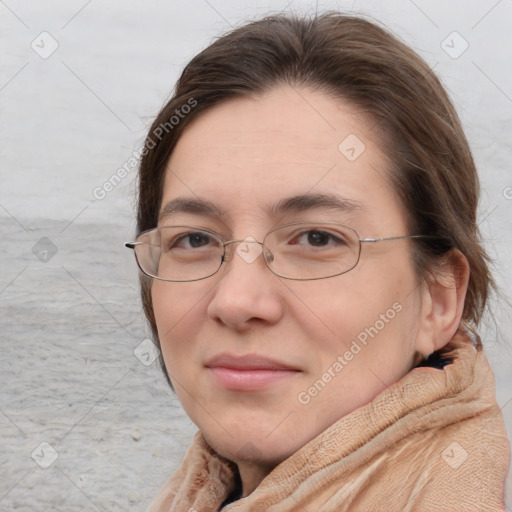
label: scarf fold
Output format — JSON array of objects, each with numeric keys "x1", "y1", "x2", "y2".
[{"x1": 146, "y1": 332, "x2": 509, "y2": 512}]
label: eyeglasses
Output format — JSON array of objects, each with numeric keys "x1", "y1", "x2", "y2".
[{"x1": 125, "y1": 221, "x2": 436, "y2": 282}]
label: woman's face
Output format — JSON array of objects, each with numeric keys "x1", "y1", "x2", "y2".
[{"x1": 152, "y1": 86, "x2": 425, "y2": 475}]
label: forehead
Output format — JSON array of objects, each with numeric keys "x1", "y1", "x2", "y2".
[
  {"x1": 167, "y1": 85, "x2": 381, "y2": 168},
  {"x1": 161, "y1": 86, "x2": 403, "y2": 231}
]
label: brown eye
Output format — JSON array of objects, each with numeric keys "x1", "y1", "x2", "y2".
[
  {"x1": 291, "y1": 229, "x2": 348, "y2": 248},
  {"x1": 176, "y1": 232, "x2": 212, "y2": 249},
  {"x1": 164, "y1": 230, "x2": 218, "y2": 251},
  {"x1": 307, "y1": 231, "x2": 331, "y2": 246}
]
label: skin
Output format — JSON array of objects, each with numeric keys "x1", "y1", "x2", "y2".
[{"x1": 151, "y1": 85, "x2": 469, "y2": 498}]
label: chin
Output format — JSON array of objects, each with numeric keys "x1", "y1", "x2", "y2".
[{"x1": 200, "y1": 418, "x2": 304, "y2": 467}]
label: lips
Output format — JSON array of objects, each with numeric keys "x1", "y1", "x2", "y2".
[
  {"x1": 205, "y1": 353, "x2": 301, "y2": 391},
  {"x1": 206, "y1": 353, "x2": 298, "y2": 371}
]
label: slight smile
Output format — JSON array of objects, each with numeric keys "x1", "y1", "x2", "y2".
[{"x1": 205, "y1": 353, "x2": 302, "y2": 391}]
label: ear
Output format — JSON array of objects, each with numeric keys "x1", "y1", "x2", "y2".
[{"x1": 414, "y1": 249, "x2": 470, "y2": 356}]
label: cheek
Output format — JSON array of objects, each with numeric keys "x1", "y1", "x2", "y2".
[
  {"x1": 293, "y1": 257, "x2": 413, "y2": 330},
  {"x1": 151, "y1": 283, "x2": 205, "y2": 372},
  {"x1": 291, "y1": 251, "x2": 421, "y2": 366}
]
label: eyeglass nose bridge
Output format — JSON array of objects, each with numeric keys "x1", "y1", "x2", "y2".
[{"x1": 221, "y1": 237, "x2": 274, "y2": 264}]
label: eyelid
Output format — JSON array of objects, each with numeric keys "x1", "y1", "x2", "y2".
[
  {"x1": 181, "y1": 226, "x2": 226, "y2": 241},
  {"x1": 159, "y1": 222, "x2": 226, "y2": 237},
  {"x1": 285, "y1": 226, "x2": 351, "y2": 242}
]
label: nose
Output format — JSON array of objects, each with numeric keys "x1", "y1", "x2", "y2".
[{"x1": 206, "y1": 238, "x2": 284, "y2": 329}]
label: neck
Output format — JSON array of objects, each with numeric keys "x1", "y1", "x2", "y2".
[{"x1": 236, "y1": 460, "x2": 275, "y2": 497}]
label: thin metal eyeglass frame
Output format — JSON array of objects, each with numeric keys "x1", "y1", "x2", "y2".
[{"x1": 124, "y1": 222, "x2": 440, "y2": 282}]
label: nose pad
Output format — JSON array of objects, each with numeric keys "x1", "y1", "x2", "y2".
[{"x1": 263, "y1": 246, "x2": 274, "y2": 263}]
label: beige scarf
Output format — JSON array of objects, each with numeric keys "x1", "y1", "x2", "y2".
[{"x1": 147, "y1": 332, "x2": 509, "y2": 511}]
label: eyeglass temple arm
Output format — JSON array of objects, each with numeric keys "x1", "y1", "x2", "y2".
[{"x1": 359, "y1": 235, "x2": 436, "y2": 243}]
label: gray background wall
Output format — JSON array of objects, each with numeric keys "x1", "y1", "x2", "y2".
[{"x1": 1, "y1": 1, "x2": 511, "y2": 510}]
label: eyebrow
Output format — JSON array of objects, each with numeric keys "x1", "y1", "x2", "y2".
[
  {"x1": 158, "y1": 193, "x2": 364, "y2": 221},
  {"x1": 159, "y1": 197, "x2": 223, "y2": 221},
  {"x1": 269, "y1": 193, "x2": 364, "y2": 217}
]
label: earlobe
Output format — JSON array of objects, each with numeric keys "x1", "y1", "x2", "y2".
[{"x1": 414, "y1": 250, "x2": 470, "y2": 357}]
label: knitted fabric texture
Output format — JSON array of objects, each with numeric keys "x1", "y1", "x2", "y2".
[{"x1": 146, "y1": 332, "x2": 509, "y2": 512}]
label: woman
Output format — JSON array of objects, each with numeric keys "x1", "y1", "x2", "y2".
[{"x1": 126, "y1": 13, "x2": 509, "y2": 511}]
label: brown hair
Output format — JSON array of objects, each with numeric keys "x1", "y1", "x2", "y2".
[{"x1": 135, "y1": 13, "x2": 493, "y2": 384}]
